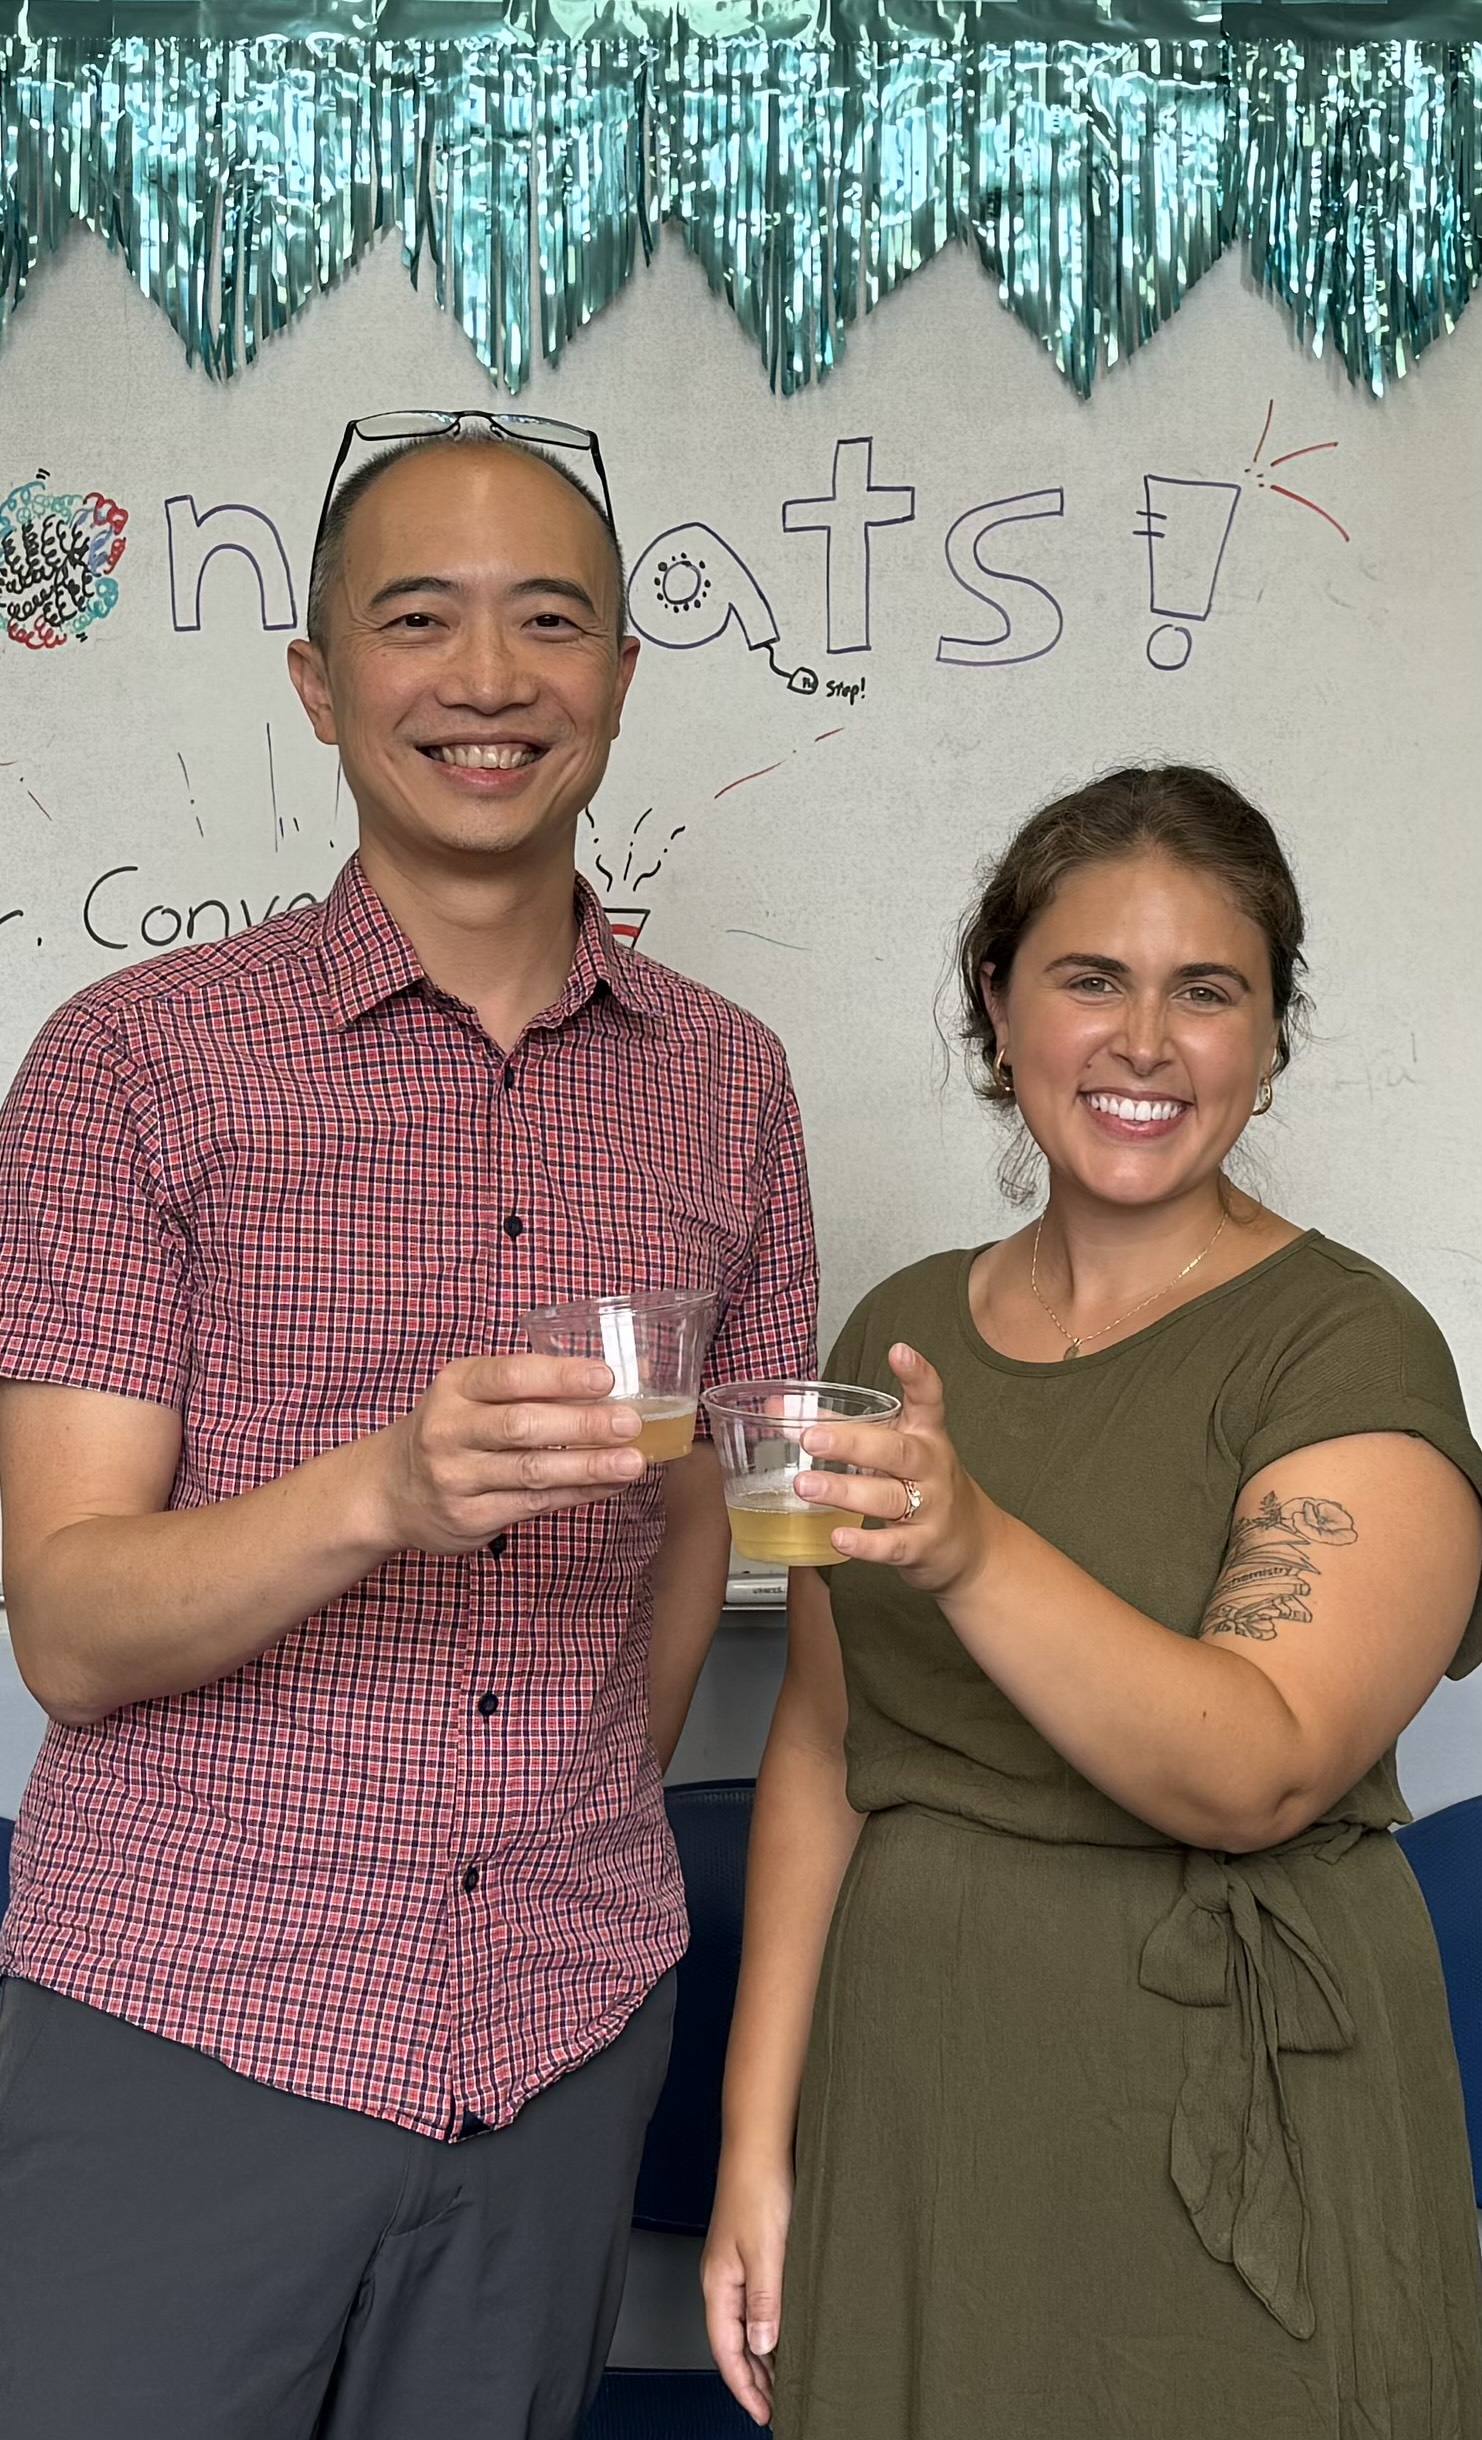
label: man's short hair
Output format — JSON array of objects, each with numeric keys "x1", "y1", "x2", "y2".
[{"x1": 306, "y1": 430, "x2": 628, "y2": 651}]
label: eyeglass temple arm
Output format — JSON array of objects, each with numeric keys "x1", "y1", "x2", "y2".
[
  {"x1": 588, "y1": 432, "x2": 615, "y2": 527},
  {"x1": 307, "y1": 421, "x2": 361, "y2": 609}
]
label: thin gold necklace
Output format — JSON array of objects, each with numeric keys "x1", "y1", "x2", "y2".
[{"x1": 1030, "y1": 1207, "x2": 1230, "y2": 1361}]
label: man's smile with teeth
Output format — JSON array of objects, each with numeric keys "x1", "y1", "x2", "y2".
[
  {"x1": 1083, "y1": 1093, "x2": 1187, "y2": 1124},
  {"x1": 426, "y1": 742, "x2": 541, "y2": 769}
]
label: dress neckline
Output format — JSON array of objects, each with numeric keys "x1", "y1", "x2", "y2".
[{"x1": 953, "y1": 1229, "x2": 1320, "y2": 1378}]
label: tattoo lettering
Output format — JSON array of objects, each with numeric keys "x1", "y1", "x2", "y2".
[{"x1": 1199, "y1": 1492, "x2": 1358, "y2": 1643}]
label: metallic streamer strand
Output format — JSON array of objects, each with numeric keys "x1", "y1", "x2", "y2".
[{"x1": 0, "y1": 23, "x2": 1477, "y2": 398}]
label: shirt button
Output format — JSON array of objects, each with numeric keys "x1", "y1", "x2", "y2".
[
  {"x1": 461, "y1": 1864, "x2": 481, "y2": 1894},
  {"x1": 502, "y1": 1212, "x2": 524, "y2": 1240},
  {"x1": 488, "y1": 1531, "x2": 508, "y2": 1560},
  {"x1": 477, "y1": 1690, "x2": 500, "y2": 1718}
]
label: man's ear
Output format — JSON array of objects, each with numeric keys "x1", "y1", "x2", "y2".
[
  {"x1": 287, "y1": 637, "x2": 339, "y2": 746},
  {"x1": 610, "y1": 635, "x2": 641, "y2": 739}
]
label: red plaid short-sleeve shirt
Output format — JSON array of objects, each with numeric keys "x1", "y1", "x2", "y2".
[{"x1": 0, "y1": 861, "x2": 816, "y2": 2137}]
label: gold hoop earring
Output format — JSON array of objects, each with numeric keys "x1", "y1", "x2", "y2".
[
  {"x1": 1253, "y1": 1075, "x2": 1274, "y2": 1117},
  {"x1": 991, "y1": 1046, "x2": 1015, "y2": 1100}
]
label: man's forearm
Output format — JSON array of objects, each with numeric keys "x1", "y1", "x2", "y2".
[
  {"x1": 7, "y1": 1435, "x2": 398, "y2": 1726},
  {"x1": 1, "y1": 1353, "x2": 651, "y2": 1730}
]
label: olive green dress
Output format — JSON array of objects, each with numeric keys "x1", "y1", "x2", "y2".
[{"x1": 773, "y1": 1233, "x2": 1482, "y2": 2440}]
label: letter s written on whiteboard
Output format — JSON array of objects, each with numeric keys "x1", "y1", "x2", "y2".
[{"x1": 936, "y1": 488, "x2": 1066, "y2": 668}]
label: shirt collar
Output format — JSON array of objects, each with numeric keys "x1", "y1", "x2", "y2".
[
  {"x1": 318, "y1": 858, "x2": 424, "y2": 1027},
  {"x1": 554, "y1": 873, "x2": 663, "y2": 1027},
  {"x1": 318, "y1": 857, "x2": 661, "y2": 1031}
]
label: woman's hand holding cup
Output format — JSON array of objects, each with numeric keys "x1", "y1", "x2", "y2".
[{"x1": 796, "y1": 1344, "x2": 995, "y2": 1598}]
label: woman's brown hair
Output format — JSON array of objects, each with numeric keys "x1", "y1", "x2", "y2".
[{"x1": 957, "y1": 764, "x2": 1310, "y2": 1109}]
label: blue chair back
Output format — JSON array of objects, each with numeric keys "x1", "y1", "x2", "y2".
[
  {"x1": 633, "y1": 1780, "x2": 754, "y2": 2235},
  {"x1": 1396, "y1": 1795, "x2": 1482, "y2": 2202}
]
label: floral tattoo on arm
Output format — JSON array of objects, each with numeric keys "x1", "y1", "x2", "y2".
[{"x1": 1199, "y1": 1493, "x2": 1358, "y2": 1643}]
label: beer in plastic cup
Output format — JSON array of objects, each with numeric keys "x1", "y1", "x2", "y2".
[
  {"x1": 701, "y1": 1380, "x2": 902, "y2": 1566},
  {"x1": 521, "y1": 1288, "x2": 715, "y2": 1462}
]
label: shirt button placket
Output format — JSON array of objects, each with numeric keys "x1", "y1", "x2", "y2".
[{"x1": 464, "y1": 1039, "x2": 524, "y2": 2140}]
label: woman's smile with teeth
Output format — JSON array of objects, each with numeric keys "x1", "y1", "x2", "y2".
[
  {"x1": 1083, "y1": 1093, "x2": 1187, "y2": 1125},
  {"x1": 428, "y1": 742, "x2": 539, "y2": 769}
]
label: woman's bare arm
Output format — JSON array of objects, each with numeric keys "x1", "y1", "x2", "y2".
[
  {"x1": 703, "y1": 1565, "x2": 863, "y2": 2422},
  {"x1": 798, "y1": 1346, "x2": 1482, "y2": 1853}
]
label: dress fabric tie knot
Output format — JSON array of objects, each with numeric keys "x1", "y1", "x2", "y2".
[{"x1": 1138, "y1": 1827, "x2": 1366, "y2": 2339}]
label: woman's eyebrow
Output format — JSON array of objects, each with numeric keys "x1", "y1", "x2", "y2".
[
  {"x1": 1176, "y1": 962, "x2": 1253, "y2": 992},
  {"x1": 1043, "y1": 952, "x2": 1252, "y2": 993}
]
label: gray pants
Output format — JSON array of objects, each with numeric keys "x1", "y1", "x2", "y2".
[{"x1": 0, "y1": 1971, "x2": 675, "y2": 2440}]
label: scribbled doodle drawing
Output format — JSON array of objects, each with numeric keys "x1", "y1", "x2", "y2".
[
  {"x1": 0, "y1": 471, "x2": 128, "y2": 650},
  {"x1": 178, "y1": 751, "x2": 205, "y2": 840},
  {"x1": 1244, "y1": 399, "x2": 1349, "y2": 541},
  {"x1": 166, "y1": 495, "x2": 297, "y2": 633},
  {"x1": 1137, "y1": 477, "x2": 1242, "y2": 672},
  {"x1": 936, "y1": 489, "x2": 1066, "y2": 669},
  {"x1": 652, "y1": 547, "x2": 712, "y2": 622},
  {"x1": 581, "y1": 805, "x2": 688, "y2": 947},
  {"x1": 628, "y1": 523, "x2": 818, "y2": 693},
  {"x1": 263, "y1": 720, "x2": 301, "y2": 851},
  {"x1": 782, "y1": 438, "x2": 915, "y2": 655},
  {"x1": 580, "y1": 727, "x2": 843, "y2": 948},
  {"x1": 1137, "y1": 404, "x2": 1347, "y2": 674},
  {"x1": 1, "y1": 760, "x2": 53, "y2": 824}
]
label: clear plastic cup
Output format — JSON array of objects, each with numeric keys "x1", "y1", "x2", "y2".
[
  {"x1": 521, "y1": 1288, "x2": 716, "y2": 1463},
  {"x1": 701, "y1": 1380, "x2": 902, "y2": 1568}
]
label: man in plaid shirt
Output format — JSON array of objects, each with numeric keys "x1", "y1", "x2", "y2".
[{"x1": 0, "y1": 422, "x2": 816, "y2": 2437}]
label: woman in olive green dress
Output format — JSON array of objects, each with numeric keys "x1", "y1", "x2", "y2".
[{"x1": 704, "y1": 766, "x2": 1482, "y2": 2438}]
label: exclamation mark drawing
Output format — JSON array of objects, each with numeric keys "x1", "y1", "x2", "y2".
[
  {"x1": 1137, "y1": 476, "x2": 1242, "y2": 673},
  {"x1": 1137, "y1": 408, "x2": 1348, "y2": 675}
]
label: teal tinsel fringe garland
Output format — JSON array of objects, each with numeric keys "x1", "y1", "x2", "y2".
[{"x1": 1, "y1": 21, "x2": 1478, "y2": 396}]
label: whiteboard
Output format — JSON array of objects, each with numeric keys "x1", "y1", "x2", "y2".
[{"x1": 3, "y1": 227, "x2": 1481, "y2": 1808}]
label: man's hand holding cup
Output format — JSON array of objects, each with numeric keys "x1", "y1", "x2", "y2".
[{"x1": 368, "y1": 1353, "x2": 645, "y2": 1556}]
